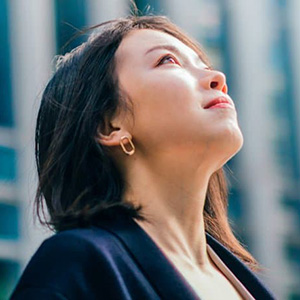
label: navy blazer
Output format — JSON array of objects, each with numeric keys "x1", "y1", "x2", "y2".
[{"x1": 11, "y1": 212, "x2": 276, "y2": 300}]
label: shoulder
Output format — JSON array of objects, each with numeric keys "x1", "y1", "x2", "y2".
[
  {"x1": 11, "y1": 226, "x2": 130, "y2": 299},
  {"x1": 24, "y1": 226, "x2": 124, "y2": 271},
  {"x1": 39, "y1": 226, "x2": 122, "y2": 256}
]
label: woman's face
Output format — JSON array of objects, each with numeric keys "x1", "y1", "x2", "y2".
[{"x1": 114, "y1": 29, "x2": 243, "y2": 167}]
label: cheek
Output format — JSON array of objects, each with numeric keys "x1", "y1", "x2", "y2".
[
  {"x1": 129, "y1": 77, "x2": 205, "y2": 146},
  {"x1": 136, "y1": 82, "x2": 194, "y2": 128},
  {"x1": 119, "y1": 69, "x2": 206, "y2": 146},
  {"x1": 135, "y1": 72, "x2": 199, "y2": 112}
]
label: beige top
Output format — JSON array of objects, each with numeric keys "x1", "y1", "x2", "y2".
[{"x1": 207, "y1": 245, "x2": 256, "y2": 300}]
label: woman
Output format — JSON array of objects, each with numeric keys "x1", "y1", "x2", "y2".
[{"x1": 11, "y1": 15, "x2": 275, "y2": 299}]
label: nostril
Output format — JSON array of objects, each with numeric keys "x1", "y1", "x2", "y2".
[{"x1": 210, "y1": 81, "x2": 218, "y2": 89}]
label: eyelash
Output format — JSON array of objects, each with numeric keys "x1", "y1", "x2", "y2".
[
  {"x1": 157, "y1": 54, "x2": 180, "y2": 66},
  {"x1": 156, "y1": 54, "x2": 212, "y2": 70}
]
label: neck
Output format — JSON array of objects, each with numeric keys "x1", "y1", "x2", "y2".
[{"x1": 122, "y1": 153, "x2": 218, "y2": 271}]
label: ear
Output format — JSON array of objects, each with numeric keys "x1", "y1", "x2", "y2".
[{"x1": 95, "y1": 119, "x2": 132, "y2": 147}]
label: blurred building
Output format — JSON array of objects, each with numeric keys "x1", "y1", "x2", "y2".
[{"x1": 0, "y1": 0, "x2": 299, "y2": 299}]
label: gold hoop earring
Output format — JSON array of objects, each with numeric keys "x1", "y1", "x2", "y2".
[{"x1": 120, "y1": 136, "x2": 135, "y2": 155}]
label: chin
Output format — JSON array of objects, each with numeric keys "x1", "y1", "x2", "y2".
[
  {"x1": 212, "y1": 125, "x2": 244, "y2": 167},
  {"x1": 224, "y1": 128, "x2": 243, "y2": 159}
]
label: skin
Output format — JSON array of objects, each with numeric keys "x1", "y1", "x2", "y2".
[{"x1": 97, "y1": 29, "x2": 243, "y2": 284}]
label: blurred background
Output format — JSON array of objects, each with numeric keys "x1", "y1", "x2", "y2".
[{"x1": 0, "y1": 0, "x2": 299, "y2": 299}]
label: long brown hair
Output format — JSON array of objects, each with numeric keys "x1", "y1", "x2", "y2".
[{"x1": 35, "y1": 15, "x2": 260, "y2": 272}]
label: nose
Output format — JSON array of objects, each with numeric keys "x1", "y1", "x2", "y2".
[{"x1": 201, "y1": 70, "x2": 228, "y2": 94}]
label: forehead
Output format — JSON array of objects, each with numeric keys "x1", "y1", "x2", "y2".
[{"x1": 115, "y1": 29, "x2": 200, "y2": 65}]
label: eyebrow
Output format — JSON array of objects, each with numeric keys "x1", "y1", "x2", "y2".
[
  {"x1": 144, "y1": 44, "x2": 206, "y2": 67},
  {"x1": 145, "y1": 44, "x2": 182, "y2": 56}
]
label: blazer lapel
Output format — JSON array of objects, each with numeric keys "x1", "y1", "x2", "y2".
[{"x1": 97, "y1": 213, "x2": 200, "y2": 300}]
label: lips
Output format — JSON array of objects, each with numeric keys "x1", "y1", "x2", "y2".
[{"x1": 204, "y1": 96, "x2": 233, "y2": 109}]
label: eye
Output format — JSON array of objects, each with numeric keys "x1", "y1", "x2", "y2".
[
  {"x1": 204, "y1": 66, "x2": 213, "y2": 71},
  {"x1": 157, "y1": 54, "x2": 179, "y2": 66}
]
